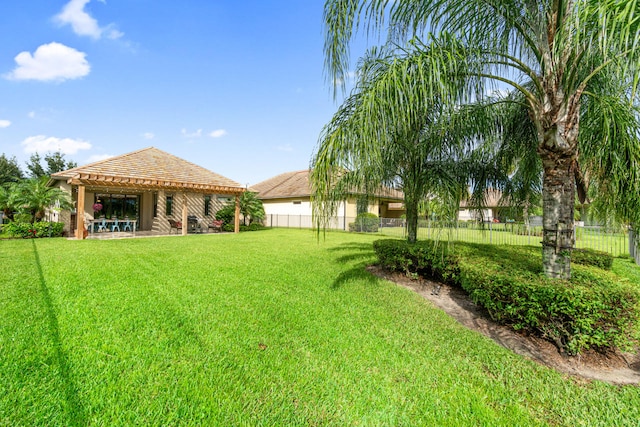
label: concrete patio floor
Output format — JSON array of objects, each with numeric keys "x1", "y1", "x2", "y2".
[{"x1": 79, "y1": 230, "x2": 226, "y2": 240}]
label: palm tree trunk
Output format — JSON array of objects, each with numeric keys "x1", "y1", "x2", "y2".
[
  {"x1": 405, "y1": 196, "x2": 419, "y2": 243},
  {"x1": 540, "y1": 152, "x2": 576, "y2": 279}
]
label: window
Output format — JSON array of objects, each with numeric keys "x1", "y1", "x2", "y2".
[
  {"x1": 153, "y1": 192, "x2": 158, "y2": 218},
  {"x1": 94, "y1": 194, "x2": 139, "y2": 219},
  {"x1": 166, "y1": 194, "x2": 173, "y2": 216},
  {"x1": 204, "y1": 195, "x2": 211, "y2": 216}
]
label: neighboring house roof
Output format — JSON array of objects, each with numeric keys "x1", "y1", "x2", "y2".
[
  {"x1": 50, "y1": 147, "x2": 245, "y2": 194},
  {"x1": 459, "y1": 189, "x2": 506, "y2": 208},
  {"x1": 252, "y1": 169, "x2": 404, "y2": 201}
]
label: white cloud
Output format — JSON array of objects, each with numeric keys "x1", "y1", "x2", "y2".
[
  {"x1": 0, "y1": 120, "x2": 11, "y2": 128},
  {"x1": 28, "y1": 111, "x2": 36, "y2": 119},
  {"x1": 209, "y1": 129, "x2": 227, "y2": 138},
  {"x1": 86, "y1": 153, "x2": 114, "y2": 163},
  {"x1": 54, "y1": 0, "x2": 123, "y2": 40},
  {"x1": 4, "y1": 42, "x2": 90, "y2": 82},
  {"x1": 142, "y1": 132, "x2": 155, "y2": 140},
  {"x1": 21, "y1": 135, "x2": 91, "y2": 155},
  {"x1": 277, "y1": 144, "x2": 293, "y2": 152},
  {"x1": 105, "y1": 27, "x2": 124, "y2": 40},
  {"x1": 181, "y1": 128, "x2": 202, "y2": 138}
]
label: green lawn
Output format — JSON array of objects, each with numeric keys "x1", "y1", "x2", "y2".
[{"x1": 1, "y1": 229, "x2": 639, "y2": 426}]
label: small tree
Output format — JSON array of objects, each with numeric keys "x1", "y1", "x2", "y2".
[
  {"x1": 25, "y1": 151, "x2": 77, "y2": 179},
  {"x1": 8, "y1": 177, "x2": 73, "y2": 222},
  {"x1": 45, "y1": 151, "x2": 77, "y2": 175},
  {"x1": 215, "y1": 192, "x2": 266, "y2": 227},
  {"x1": 0, "y1": 154, "x2": 24, "y2": 185},
  {"x1": 239, "y1": 192, "x2": 265, "y2": 225},
  {"x1": 0, "y1": 185, "x2": 14, "y2": 221},
  {"x1": 25, "y1": 153, "x2": 46, "y2": 179}
]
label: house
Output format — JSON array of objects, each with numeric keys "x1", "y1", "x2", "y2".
[
  {"x1": 458, "y1": 189, "x2": 506, "y2": 222},
  {"x1": 252, "y1": 170, "x2": 405, "y2": 229},
  {"x1": 49, "y1": 147, "x2": 246, "y2": 239}
]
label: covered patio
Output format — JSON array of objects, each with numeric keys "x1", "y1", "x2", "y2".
[{"x1": 49, "y1": 147, "x2": 246, "y2": 239}]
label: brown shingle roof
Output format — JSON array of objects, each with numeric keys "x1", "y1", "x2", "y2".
[
  {"x1": 252, "y1": 170, "x2": 404, "y2": 201},
  {"x1": 252, "y1": 170, "x2": 311, "y2": 199},
  {"x1": 51, "y1": 147, "x2": 245, "y2": 194},
  {"x1": 459, "y1": 189, "x2": 506, "y2": 208}
]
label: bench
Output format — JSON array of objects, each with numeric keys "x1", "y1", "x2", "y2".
[
  {"x1": 168, "y1": 219, "x2": 182, "y2": 234},
  {"x1": 209, "y1": 220, "x2": 223, "y2": 233}
]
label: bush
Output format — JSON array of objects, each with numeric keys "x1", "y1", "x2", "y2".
[
  {"x1": 372, "y1": 239, "x2": 460, "y2": 284},
  {"x1": 459, "y1": 260, "x2": 639, "y2": 355},
  {"x1": 372, "y1": 239, "x2": 640, "y2": 355},
  {"x1": 571, "y1": 248, "x2": 613, "y2": 270},
  {"x1": 13, "y1": 213, "x2": 32, "y2": 223},
  {"x1": 215, "y1": 205, "x2": 235, "y2": 224},
  {"x1": 4, "y1": 221, "x2": 64, "y2": 238},
  {"x1": 240, "y1": 223, "x2": 266, "y2": 232},
  {"x1": 349, "y1": 213, "x2": 379, "y2": 233},
  {"x1": 219, "y1": 222, "x2": 267, "y2": 232}
]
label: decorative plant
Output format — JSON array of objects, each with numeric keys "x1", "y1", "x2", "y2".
[{"x1": 93, "y1": 202, "x2": 103, "y2": 213}]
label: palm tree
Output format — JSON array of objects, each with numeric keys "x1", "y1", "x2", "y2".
[
  {"x1": 239, "y1": 191, "x2": 265, "y2": 226},
  {"x1": 0, "y1": 185, "x2": 14, "y2": 221},
  {"x1": 8, "y1": 177, "x2": 73, "y2": 222},
  {"x1": 323, "y1": 0, "x2": 640, "y2": 278},
  {"x1": 311, "y1": 45, "x2": 469, "y2": 243}
]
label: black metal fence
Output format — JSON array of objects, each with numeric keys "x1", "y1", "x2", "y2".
[{"x1": 265, "y1": 214, "x2": 636, "y2": 262}]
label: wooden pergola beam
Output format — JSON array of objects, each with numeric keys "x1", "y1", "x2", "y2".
[
  {"x1": 76, "y1": 185, "x2": 86, "y2": 240},
  {"x1": 67, "y1": 177, "x2": 244, "y2": 196}
]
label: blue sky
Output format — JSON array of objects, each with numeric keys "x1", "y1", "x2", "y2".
[{"x1": 0, "y1": 1, "x2": 352, "y2": 185}]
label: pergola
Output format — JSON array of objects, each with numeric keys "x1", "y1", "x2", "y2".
[{"x1": 50, "y1": 147, "x2": 246, "y2": 239}]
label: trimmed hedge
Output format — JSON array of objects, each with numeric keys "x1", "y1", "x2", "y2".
[
  {"x1": 373, "y1": 239, "x2": 460, "y2": 283},
  {"x1": 372, "y1": 239, "x2": 640, "y2": 355},
  {"x1": 3, "y1": 221, "x2": 65, "y2": 238},
  {"x1": 221, "y1": 222, "x2": 267, "y2": 232},
  {"x1": 571, "y1": 248, "x2": 613, "y2": 270}
]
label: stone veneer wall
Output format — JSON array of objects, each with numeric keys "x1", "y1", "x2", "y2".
[{"x1": 151, "y1": 191, "x2": 227, "y2": 233}]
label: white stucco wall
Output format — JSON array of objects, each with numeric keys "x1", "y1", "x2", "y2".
[{"x1": 458, "y1": 208, "x2": 493, "y2": 221}]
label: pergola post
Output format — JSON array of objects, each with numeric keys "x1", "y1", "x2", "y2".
[
  {"x1": 181, "y1": 193, "x2": 188, "y2": 236},
  {"x1": 76, "y1": 185, "x2": 86, "y2": 240},
  {"x1": 234, "y1": 193, "x2": 240, "y2": 233}
]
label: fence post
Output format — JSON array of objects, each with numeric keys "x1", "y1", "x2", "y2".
[
  {"x1": 630, "y1": 227, "x2": 639, "y2": 266},
  {"x1": 489, "y1": 221, "x2": 492, "y2": 244}
]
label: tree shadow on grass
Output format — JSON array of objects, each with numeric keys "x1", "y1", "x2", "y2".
[
  {"x1": 32, "y1": 240, "x2": 87, "y2": 426},
  {"x1": 327, "y1": 242, "x2": 377, "y2": 264},
  {"x1": 326, "y1": 242, "x2": 380, "y2": 289},
  {"x1": 331, "y1": 265, "x2": 380, "y2": 289}
]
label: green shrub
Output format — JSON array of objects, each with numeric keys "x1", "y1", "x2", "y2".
[
  {"x1": 349, "y1": 213, "x2": 379, "y2": 232},
  {"x1": 372, "y1": 239, "x2": 640, "y2": 355},
  {"x1": 571, "y1": 248, "x2": 613, "y2": 270},
  {"x1": 459, "y1": 259, "x2": 640, "y2": 355},
  {"x1": 215, "y1": 205, "x2": 235, "y2": 224},
  {"x1": 372, "y1": 239, "x2": 460, "y2": 284},
  {"x1": 245, "y1": 223, "x2": 266, "y2": 231},
  {"x1": 218, "y1": 222, "x2": 266, "y2": 232},
  {"x1": 13, "y1": 213, "x2": 32, "y2": 223},
  {"x1": 4, "y1": 221, "x2": 64, "y2": 238}
]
